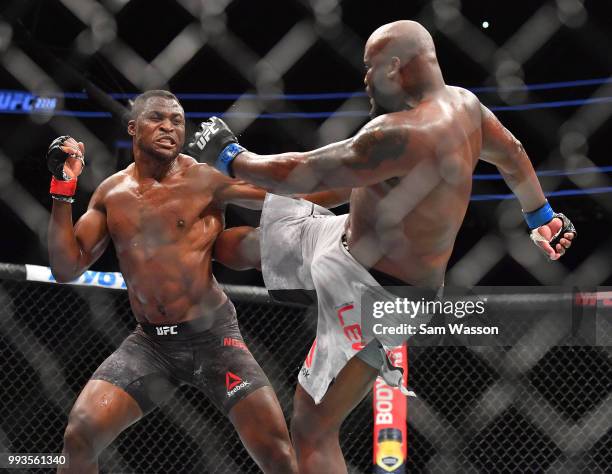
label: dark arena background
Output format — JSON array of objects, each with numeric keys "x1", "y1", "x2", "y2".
[{"x1": 0, "y1": 1, "x2": 611, "y2": 473}]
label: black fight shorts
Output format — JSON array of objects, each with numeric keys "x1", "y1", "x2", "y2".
[{"x1": 91, "y1": 299, "x2": 270, "y2": 415}]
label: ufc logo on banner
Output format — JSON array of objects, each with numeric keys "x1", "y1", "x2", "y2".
[
  {"x1": 195, "y1": 122, "x2": 220, "y2": 150},
  {"x1": 156, "y1": 325, "x2": 178, "y2": 335}
]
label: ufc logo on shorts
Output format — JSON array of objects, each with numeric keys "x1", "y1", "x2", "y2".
[
  {"x1": 195, "y1": 123, "x2": 219, "y2": 150},
  {"x1": 156, "y1": 325, "x2": 178, "y2": 335}
]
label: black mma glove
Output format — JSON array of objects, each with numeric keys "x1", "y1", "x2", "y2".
[
  {"x1": 47, "y1": 135, "x2": 84, "y2": 203},
  {"x1": 186, "y1": 117, "x2": 246, "y2": 177},
  {"x1": 523, "y1": 201, "x2": 576, "y2": 259}
]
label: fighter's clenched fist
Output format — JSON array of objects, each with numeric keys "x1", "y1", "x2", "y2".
[
  {"x1": 186, "y1": 117, "x2": 245, "y2": 177},
  {"x1": 522, "y1": 201, "x2": 576, "y2": 261},
  {"x1": 47, "y1": 136, "x2": 85, "y2": 203}
]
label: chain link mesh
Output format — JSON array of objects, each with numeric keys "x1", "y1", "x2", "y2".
[
  {"x1": 0, "y1": 280, "x2": 373, "y2": 473},
  {"x1": 1, "y1": 0, "x2": 611, "y2": 473},
  {"x1": 0, "y1": 279, "x2": 610, "y2": 473}
]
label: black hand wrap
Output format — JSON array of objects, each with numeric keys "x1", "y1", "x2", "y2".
[
  {"x1": 47, "y1": 135, "x2": 73, "y2": 181},
  {"x1": 47, "y1": 135, "x2": 83, "y2": 202},
  {"x1": 186, "y1": 117, "x2": 245, "y2": 177},
  {"x1": 548, "y1": 213, "x2": 577, "y2": 248}
]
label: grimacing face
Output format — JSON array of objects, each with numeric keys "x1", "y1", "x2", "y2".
[{"x1": 128, "y1": 97, "x2": 186, "y2": 160}]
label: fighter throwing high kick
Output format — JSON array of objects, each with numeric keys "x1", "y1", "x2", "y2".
[{"x1": 191, "y1": 21, "x2": 576, "y2": 474}]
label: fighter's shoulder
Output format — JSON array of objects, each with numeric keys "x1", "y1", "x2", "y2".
[
  {"x1": 94, "y1": 167, "x2": 132, "y2": 197},
  {"x1": 85, "y1": 167, "x2": 130, "y2": 210},
  {"x1": 180, "y1": 154, "x2": 232, "y2": 187},
  {"x1": 449, "y1": 85, "x2": 485, "y2": 117},
  {"x1": 181, "y1": 155, "x2": 218, "y2": 177},
  {"x1": 351, "y1": 114, "x2": 413, "y2": 160},
  {"x1": 448, "y1": 85, "x2": 480, "y2": 103},
  {"x1": 358, "y1": 113, "x2": 412, "y2": 137}
]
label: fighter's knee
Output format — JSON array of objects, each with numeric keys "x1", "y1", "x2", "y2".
[
  {"x1": 63, "y1": 425, "x2": 94, "y2": 461},
  {"x1": 291, "y1": 409, "x2": 339, "y2": 448},
  {"x1": 62, "y1": 412, "x2": 101, "y2": 461},
  {"x1": 256, "y1": 434, "x2": 297, "y2": 474}
]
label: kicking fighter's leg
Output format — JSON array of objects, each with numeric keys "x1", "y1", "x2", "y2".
[
  {"x1": 228, "y1": 386, "x2": 298, "y2": 474},
  {"x1": 291, "y1": 356, "x2": 379, "y2": 474},
  {"x1": 58, "y1": 380, "x2": 142, "y2": 474}
]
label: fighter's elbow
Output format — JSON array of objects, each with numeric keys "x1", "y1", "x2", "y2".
[
  {"x1": 494, "y1": 138, "x2": 528, "y2": 176},
  {"x1": 50, "y1": 267, "x2": 76, "y2": 283},
  {"x1": 511, "y1": 138, "x2": 526, "y2": 160},
  {"x1": 49, "y1": 259, "x2": 83, "y2": 283}
]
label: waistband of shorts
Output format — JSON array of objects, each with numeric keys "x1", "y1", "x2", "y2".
[{"x1": 137, "y1": 299, "x2": 236, "y2": 339}]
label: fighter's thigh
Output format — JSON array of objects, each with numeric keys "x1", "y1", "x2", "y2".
[
  {"x1": 293, "y1": 356, "x2": 379, "y2": 432},
  {"x1": 195, "y1": 327, "x2": 272, "y2": 415},
  {"x1": 66, "y1": 379, "x2": 143, "y2": 448},
  {"x1": 228, "y1": 385, "x2": 289, "y2": 443}
]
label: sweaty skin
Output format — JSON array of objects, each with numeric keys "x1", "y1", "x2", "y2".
[
  {"x1": 229, "y1": 21, "x2": 573, "y2": 288},
  {"x1": 49, "y1": 95, "x2": 354, "y2": 474},
  {"x1": 89, "y1": 156, "x2": 253, "y2": 322},
  {"x1": 48, "y1": 98, "x2": 267, "y2": 323},
  {"x1": 48, "y1": 98, "x2": 348, "y2": 324},
  {"x1": 213, "y1": 21, "x2": 574, "y2": 474}
]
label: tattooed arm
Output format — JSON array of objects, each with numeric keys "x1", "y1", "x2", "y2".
[{"x1": 232, "y1": 116, "x2": 410, "y2": 193}]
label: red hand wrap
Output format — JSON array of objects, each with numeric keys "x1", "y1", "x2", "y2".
[{"x1": 50, "y1": 176, "x2": 77, "y2": 196}]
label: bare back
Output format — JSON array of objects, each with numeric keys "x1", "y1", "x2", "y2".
[
  {"x1": 347, "y1": 87, "x2": 482, "y2": 287},
  {"x1": 99, "y1": 155, "x2": 229, "y2": 323}
]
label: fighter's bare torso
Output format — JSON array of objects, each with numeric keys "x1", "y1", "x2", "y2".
[
  {"x1": 96, "y1": 154, "x2": 229, "y2": 323},
  {"x1": 346, "y1": 86, "x2": 482, "y2": 287}
]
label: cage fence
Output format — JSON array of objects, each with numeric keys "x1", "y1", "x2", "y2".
[{"x1": 0, "y1": 266, "x2": 610, "y2": 473}]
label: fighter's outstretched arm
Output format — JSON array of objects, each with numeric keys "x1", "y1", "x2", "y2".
[
  {"x1": 188, "y1": 116, "x2": 408, "y2": 194},
  {"x1": 232, "y1": 119, "x2": 407, "y2": 193},
  {"x1": 214, "y1": 173, "x2": 352, "y2": 210},
  {"x1": 479, "y1": 105, "x2": 575, "y2": 259}
]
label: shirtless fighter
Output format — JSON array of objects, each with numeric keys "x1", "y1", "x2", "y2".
[
  {"x1": 48, "y1": 90, "x2": 306, "y2": 473},
  {"x1": 190, "y1": 21, "x2": 576, "y2": 473}
]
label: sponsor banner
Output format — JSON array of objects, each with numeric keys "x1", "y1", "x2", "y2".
[
  {"x1": 373, "y1": 343, "x2": 407, "y2": 474},
  {"x1": 25, "y1": 265, "x2": 127, "y2": 290},
  {"x1": 0, "y1": 91, "x2": 57, "y2": 112},
  {"x1": 361, "y1": 286, "x2": 611, "y2": 347}
]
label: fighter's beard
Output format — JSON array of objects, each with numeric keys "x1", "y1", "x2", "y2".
[
  {"x1": 369, "y1": 101, "x2": 392, "y2": 119},
  {"x1": 369, "y1": 89, "x2": 402, "y2": 119}
]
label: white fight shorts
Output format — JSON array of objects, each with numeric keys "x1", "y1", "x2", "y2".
[{"x1": 261, "y1": 194, "x2": 416, "y2": 404}]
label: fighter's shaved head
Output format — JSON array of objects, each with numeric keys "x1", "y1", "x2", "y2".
[
  {"x1": 363, "y1": 21, "x2": 443, "y2": 117},
  {"x1": 130, "y1": 90, "x2": 182, "y2": 120},
  {"x1": 366, "y1": 20, "x2": 436, "y2": 64}
]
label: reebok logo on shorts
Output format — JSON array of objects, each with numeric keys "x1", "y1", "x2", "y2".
[{"x1": 226, "y1": 371, "x2": 250, "y2": 397}]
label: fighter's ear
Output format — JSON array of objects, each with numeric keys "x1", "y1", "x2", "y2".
[
  {"x1": 387, "y1": 56, "x2": 401, "y2": 78},
  {"x1": 127, "y1": 119, "x2": 136, "y2": 136}
]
